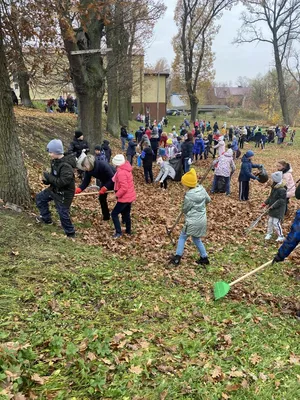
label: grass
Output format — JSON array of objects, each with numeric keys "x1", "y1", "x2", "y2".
[{"x1": 0, "y1": 210, "x2": 299, "y2": 399}]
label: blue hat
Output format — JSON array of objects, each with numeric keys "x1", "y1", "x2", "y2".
[
  {"x1": 127, "y1": 134, "x2": 134, "y2": 140},
  {"x1": 245, "y1": 150, "x2": 254, "y2": 158},
  {"x1": 47, "y1": 139, "x2": 64, "y2": 155}
]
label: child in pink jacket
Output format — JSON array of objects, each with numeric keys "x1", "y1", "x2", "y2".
[
  {"x1": 111, "y1": 154, "x2": 136, "y2": 238},
  {"x1": 277, "y1": 160, "x2": 295, "y2": 214}
]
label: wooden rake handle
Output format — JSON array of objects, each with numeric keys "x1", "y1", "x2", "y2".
[
  {"x1": 75, "y1": 190, "x2": 114, "y2": 197},
  {"x1": 229, "y1": 260, "x2": 273, "y2": 287}
]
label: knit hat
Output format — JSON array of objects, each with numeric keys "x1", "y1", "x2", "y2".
[
  {"x1": 128, "y1": 134, "x2": 134, "y2": 140},
  {"x1": 112, "y1": 154, "x2": 125, "y2": 166},
  {"x1": 245, "y1": 150, "x2": 254, "y2": 158},
  {"x1": 181, "y1": 168, "x2": 197, "y2": 188},
  {"x1": 75, "y1": 130, "x2": 83, "y2": 139},
  {"x1": 271, "y1": 171, "x2": 283, "y2": 184},
  {"x1": 47, "y1": 139, "x2": 64, "y2": 155},
  {"x1": 167, "y1": 139, "x2": 173, "y2": 145},
  {"x1": 103, "y1": 140, "x2": 110, "y2": 145},
  {"x1": 95, "y1": 145, "x2": 101, "y2": 151}
]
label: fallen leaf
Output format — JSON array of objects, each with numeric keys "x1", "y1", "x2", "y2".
[
  {"x1": 259, "y1": 372, "x2": 268, "y2": 381},
  {"x1": 211, "y1": 365, "x2": 223, "y2": 379},
  {"x1": 129, "y1": 365, "x2": 143, "y2": 375},
  {"x1": 289, "y1": 354, "x2": 300, "y2": 365},
  {"x1": 160, "y1": 389, "x2": 168, "y2": 400},
  {"x1": 31, "y1": 373, "x2": 48, "y2": 385},
  {"x1": 14, "y1": 394, "x2": 26, "y2": 400},
  {"x1": 249, "y1": 353, "x2": 262, "y2": 365},
  {"x1": 226, "y1": 384, "x2": 241, "y2": 391},
  {"x1": 87, "y1": 352, "x2": 97, "y2": 361}
]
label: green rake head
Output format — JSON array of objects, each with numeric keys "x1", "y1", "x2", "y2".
[{"x1": 213, "y1": 281, "x2": 231, "y2": 300}]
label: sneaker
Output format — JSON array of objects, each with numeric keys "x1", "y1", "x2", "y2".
[
  {"x1": 36, "y1": 216, "x2": 53, "y2": 225},
  {"x1": 169, "y1": 255, "x2": 181, "y2": 266},
  {"x1": 276, "y1": 236, "x2": 285, "y2": 242},
  {"x1": 67, "y1": 233, "x2": 76, "y2": 239},
  {"x1": 197, "y1": 257, "x2": 210, "y2": 265},
  {"x1": 265, "y1": 234, "x2": 272, "y2": 240},
  {"x1": 112, "y1": 233, "x2": 122, "y2": 239}
]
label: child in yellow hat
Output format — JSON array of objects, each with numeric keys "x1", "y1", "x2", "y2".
[{"x1": 170, "y1": 168, "x2": 211, "y2": 266}]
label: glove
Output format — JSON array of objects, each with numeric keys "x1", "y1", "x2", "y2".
[
  {"x1": 188, "y1": 158, "x2": 192, "y2": 165},
  {"x1": 75, "y1": 188, "x2": 82, "y2": 195},
  {"x1": 43, "y1": 172, "x2": 50, "y2": 183},
  {"x1": 42, "y1": 179, "x2": 49, "y2": 185},
  {"x1": 272, "y1": 253, "x2": 284, "y2": 264},
  {"x1": 99, "y1": 186, "x2": 108, "y2": 195},
  {"x1": 261, "y1": 203, "x2": 266, "y2": 208}
]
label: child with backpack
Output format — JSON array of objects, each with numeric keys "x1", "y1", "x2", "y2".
[
  {"x1": 95, "y1": 145, "x2": 107, "y2": 162},
  {"x1": 170, "y1": 168, "x2": 211, "y2": 266},
  {"x1": 101, "y1": 140, "x2": 112, "y2": 163},
  {"x1": 126, "y1": 134, "x2": 137, "y2": 165},
  {"x1": 262, "y1": 171, "x2": 287, "y2": 242},
  {"x1": 140, "y1": 143, "x2": 154, "y2": 183}
]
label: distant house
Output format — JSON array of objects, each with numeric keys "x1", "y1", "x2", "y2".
[{"x1": 207, "y1": 86, "x2": 251, "y2": 108}]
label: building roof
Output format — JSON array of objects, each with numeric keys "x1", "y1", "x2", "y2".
[
  {"x1": 214, "y1": 87, "x2": 251, "y2": 98},
  {"x1": 144, "y1": 72, "x2": 170, "y2": 77}
]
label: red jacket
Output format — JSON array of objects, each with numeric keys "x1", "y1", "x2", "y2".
[
  {"x1": 112, "y1": 161, "x2": 136, "y2": 203},
  {"x1": 145, "y1": 129, "x2": 152, "y2": 139}
]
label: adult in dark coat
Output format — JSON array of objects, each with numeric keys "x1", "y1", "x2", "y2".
[
  {"x1": 181, "y1": 133, "x2": 194, "y2": 173},
  {"x1": 75, "y1": 156, "x2": 115, "y2": 220}
]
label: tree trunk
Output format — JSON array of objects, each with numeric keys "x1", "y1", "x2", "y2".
[
  {"x1": 0, "y1": 19, "x2": 31, "y2": 207},
  {"x1": 78, "y1": 89, "x2": 104, "y2": 150},
  {"x1": 189, "y1": 93, "x2": 199, "y2": 122},
  {"x1": 273, "y1": 41, "x2": 291, "y2": 125},
  {"x1": 18, "y1": 69, "x2": 34, "y2": 108}
]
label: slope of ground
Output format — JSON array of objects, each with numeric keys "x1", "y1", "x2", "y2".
[{"x1": 0, "y1": 108, "x2": 299, "y2": 399}]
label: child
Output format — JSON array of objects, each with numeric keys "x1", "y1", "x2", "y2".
[
  {"x1": 165, "y1": 138, "x2": 178, "y2": 160},
  {"x1": 159, "y1": 132, "x2": 168, "y2": 148},
  {"x1": 170, "y1": 168, "x2": 211, "y2": 266},
  {"x1": 213, "y1": 135, "x2": 225, "y2": 157},
  {"x1": 141, "y1": 143, "x2": 154, "y2": 183},
  {"x1": 277, "y1": 160, "x2": 295, "y2": 214},
  {"x1": 155, "y1": 157, "x2": 176, "y2": 190},
  {"x1": 238, "y1": 150, "x2": 262, "y2": 201},
  {"x1": 211, "y1": 148, "x2": 236, "y2": 196},
  {"x1": 101, "y1": 140, "x2": 112, "y2": 163},
  {"x1": 261, "y1": 131, "x2": 267, "y2": 150},
  {"x1": 95, "y1": 145, "x2": 107, "y2": 162},
  {"x1": 36, "y1": 139, "x2": 76, "y2": 238},
  {"x1": 193, "y1": 135, "x2": 205, "y2": 161},
  {"x1": 68, "y1": 130, "x2": 89, "y2": 180},
  {"x1": 111, "y1": 154, "x2": 136, "y2": 238},
  {"x1": 262, "y1": 171, "x2": 287, "y2": 241},
  {"x1": 126, "y1": 134, "x2": 137, "y2": 165}
]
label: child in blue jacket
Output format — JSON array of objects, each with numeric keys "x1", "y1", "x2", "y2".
[
  {"x1": 193, "y1": 135, "x2": 205, "y2": 161},
  {"x1": 238, "y1": 150, "x2": 262, "y2": 201}
]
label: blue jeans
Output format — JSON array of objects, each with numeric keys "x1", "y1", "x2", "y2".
[
  {"x1": 176, "y1": 231, "x2": 207, "y2": 257},
  {"x1": 36, "y1": 190, "x2": 75, "y2": 236},
  {"x1": 183, "y1": 158, "x2": 190, "y2": 173},
  {"x1": 211, "y1": 175, "x2": 230, "y2": 194},
  {"x1": 121, "y1": 137, "x2": 127, "y2": 150},
  {"x1": 111, "y1": 202, "x2": 132, "y2": 234}
]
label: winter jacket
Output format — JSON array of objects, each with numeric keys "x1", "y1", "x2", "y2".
[
  {"x1": 112, "y1": 161, "x2": 136, "y2": 203},
  {"x1": 101, "y1": 142, "x2": 112, "y2": 163},
  {"x1": 238, "y1": 155, "x2": 261, "y2": 182},
  {"x1": 135, "y1": 129, "x2": 143, "y2": 143},
  {"x1": 278, "y1": 210, "x2": 300, "y2": 260},
  {"x1": 80, "y1": 160, "x2": 115, "y2": 191},
  {"x1": 214, "y1": 150, "x2": 236, "y2": 178},
  {"x1": 126, "y1": 140, "x2": 137, "y2": 156},
  {"x1": 140, "y1": 134, "x2": 151, "y2": 149},
  {"x1": 68, "y1": 137, "x2": 89, "y2": 158},
  {"x1": 254, "y1": 131, "x2": 262, "y2": 142},
  {"x1": 265, "y1": 182, "x2": 287, "y2": 220},
  {"x1": 150, "y1": 137, "x2": 159, "y2": 151},
  {"x1": 160, "y1": 135, "x2": 167, "y2": 148},
  {"x1": 182, "y1": 185, "x2": 211, "y2": 237},
  {"x1": 45, "y1": 153, "x2": 76, "y2": 207},
  {"x1": 120, "y1": 127, "x2": 128, "y2": 138},
  {"x1": 155, "y1": 161, "x2": 176, "y2": 182},
  {"x1": 296, "y1": 184, "x2": 300, "y2": 199},
  {"x1": 165, "y1": 145, "x2": 177, "y2": 159},
  {"x1": 141, "y1": 147, "x2": 153, "y2": 168},
  {"x1": 231, "y1": 138, "x2": 239, "y2": 151},
  {"x1": 282, "y1": 164, "x2": 295, "y2": 198},
  {"x1": 193, "y1": 138, "x2": 205, "y2": 155},
  {"x1": 213, "y1": 140, "x2": 225, "y2": 156},
  {"x1": 145, "y1": 129, "x2": 152, "y2": 139},
  {"x1": 181, "y1": 140, "x2": 194, "y2": 159}
]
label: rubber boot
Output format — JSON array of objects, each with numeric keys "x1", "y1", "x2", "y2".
[{"x1": 169, "y1": 255, "x2": 181, "y2": 266}]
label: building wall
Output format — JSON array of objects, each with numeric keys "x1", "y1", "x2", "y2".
[
  {"x1": 143, "y1": 75, "x2": 167, "y2": 103},
  {"x1": 132, "y1": 102, "x2": 167, "y2": 122}
]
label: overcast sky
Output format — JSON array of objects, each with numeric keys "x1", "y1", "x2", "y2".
[{"x1": 145, "y1": 0, "x2": 274, "y2": 85}]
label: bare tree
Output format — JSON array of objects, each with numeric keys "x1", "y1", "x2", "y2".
[
  {"x1": 173, "y1": 0, "x2": 236, "y2": 121},
  {"x1": 236, "y1": 0, "x2": 300, "y2": 125},
  {"x1": 0, "y1": 10, "x2": 31, "y2": 206}
]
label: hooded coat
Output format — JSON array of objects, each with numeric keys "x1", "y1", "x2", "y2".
[
  {"x1": 45, "y1": 153, "x2": 76, "y2": 207},
  {"x1": 281, "y1": 163, "x2": 295, "y2": 198},
  {"x1": 113, "y1": 161, "x2": 136, "y2": 203},
  {"x1": 182, "y1": 185, "x2": 211, "y2": 237},
  {"x1": 265, "y1": 182, "x2": 287, "y2": 220},
  {"x1": 101, "y1": 141, "x2": 112, "y2": 163},
  {"x1": 214, "y1": 150, "x2": 236, "y2": 177},
  {"x1": 238, "y1": 155, "x2": 261, "y2": 182},
  {"x1": 155, "y1": 161, "x2": 176, "y2": 182},
  {"x1": 213, "y1": 139, "x2": 225, "y2": 156},
  {"x1": 193, "y1": 137, "x2": 205, "y2": 155},
  {"x1": 68, "y1": 137, "x2": 89, "y2": 158}
]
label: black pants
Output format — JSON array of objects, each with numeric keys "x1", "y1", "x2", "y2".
[
  {"x1": 143, "y1": 166, "x2": 153, "y2": 183},
  {"x1": 160, "y1": 178, "x2": 168, "y2": 189},
  {"x1": 240, "y1": 140, "x2": 245, "y2": 149},
  {"x1": 255, "y1": 140, "x2": 260, "y2": 148},
  {"x1": 111, "y1": 202, "x2": 132, "y2": 234},
  {"x1": 98, "y1": 193, "x2": 110, "y2": 220},
  {"x1": 239, "y1": 181, "x2": 250, "y2": 201},
  {"x1": 127, "y1": 154, "x2": 134, "y2": 165}
]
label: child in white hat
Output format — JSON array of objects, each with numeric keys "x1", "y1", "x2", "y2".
[{"x1": 262, "y1": 171, "x2": 287, "y2": 241}]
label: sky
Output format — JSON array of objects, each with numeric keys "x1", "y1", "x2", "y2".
[{"x1": 145, "y1": 0, "x2": 274, "y2": 85}]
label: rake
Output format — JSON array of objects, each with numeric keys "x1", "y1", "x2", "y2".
[{"x1": 213, "y1": 260, "x2": 272, "y2": 301}]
